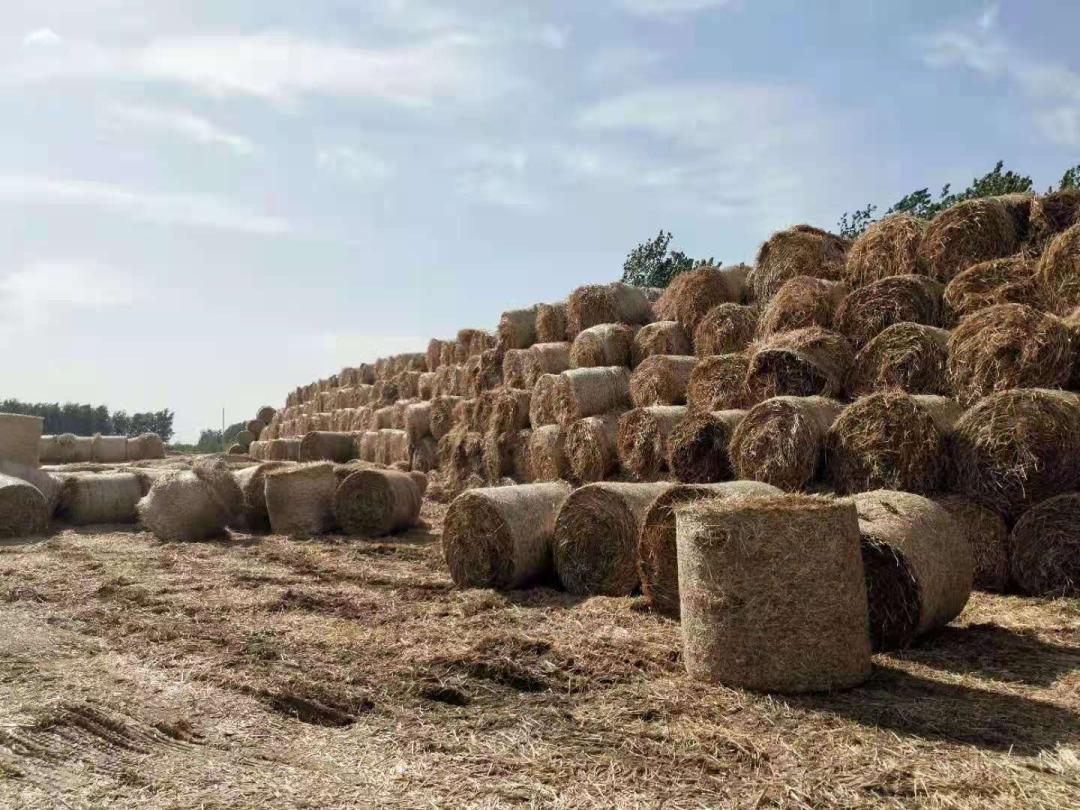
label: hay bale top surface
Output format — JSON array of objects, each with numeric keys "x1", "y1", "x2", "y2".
[
  {"x1": 845, "y1": 213, "x2": 928, "y2": 287},
  {"x1": 752, "y1": 225, "x2": 850, "y2": 300},
  {"x1": 846, "y1": 321, "x2": 951, "y2": 398},
  {"x1": 918, "y1": 197, "x2": 1018, "y2": 283},
  {"x1": 943, "y1": 256, "x2": 1045, "y2": 318},
  {"x1": 1038, "y1": 220, "x2": 1080, "y2": 313}
]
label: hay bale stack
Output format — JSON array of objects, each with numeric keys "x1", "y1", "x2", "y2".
[
  {"x1": 628, "y1": 355, "x2": 697, "y2": 407},
  {"x1": 947, "y1": 303, "x2": 1073, "y2": 406},
  {"x1": 933, "y1": 495, "x2": 1009, "y2": 593},
  {"x1": 552, "y1": 481, "x2": 670, "y2": 595},
  {"x1": 231, "y1": 462, "x2": 290, "y2": 531},
  {"x1": 59, "y1": 472, "x2": 144, "y2": 525},
  {"x1": 918, "y1": 197, "x2": 1018, "y2": 283},
  {"x1": 465, "y1": 348, "x2": 504, "y2": 397},
  {"x1": 570, "y1": 323, "x2": 637, "y2": 368},
  {"x1": 668, "y1": 409, "x2": 746, "y2": 484},
  {"x1": 752, "y1": 225, "x2": 850, "y2": 301},
  {"x1": 1010, "y1": 493, "x2": 1080, "y2": 597},
  {"x1": 498, "y1": 305, "x2": 539, "y2": 351},
  {"x1": 564, "y1": 413, "x2": 621, "y2": 483},
  {"x1": 834, "y1": 274, "x2": 944, "y2": 347},
  {"x1": 567, "y1": 282, "x2": 653, "y2": 336},
  {"x1": 852, "y1": 490, "x2": 973, "y2": 650},
  {"x1": 404, "y1": 402, "x2": 432, "y2": 446},
  {"x1": 744, "y1": 327, "x2": 854, "y2": 400},
  {"x1": 757, "y1": 276, "x2": 848, "y2": 337},
  {"x1": 263, "y1": 463, "x2": 338, "y2": 536},
  {"x1": 730, "y1": 396, "x2": 844, "y2": 491},
  {"x1": 827, "y1": 392, "x2": 962, "y2": 495},
  {"x1": 552, "y1": 366, "x2": 631, "y2": 426},
  {"x1": 844, "y1": 213, "x2": 928, "y2": 287},
  {"x1": 686, "y1": 353, "x2": 753, "y2": 412},
  {"x1": 0, "y1": 413, "x2": 43, "y2": 467},
  {"x1": 430, "y1": 396, "x2": 463, "y2": 440},
  {"x1": 138, "y1": 459, "x2": 242, "y2": 542},
  {"x1": 0, "y1": 472, "x2": 48, "y2": 537},
  {"x1": 266, "y1": 438, "x2": 301, "y2": 462},
  {"x1": 1038, "y1": 221, "x2": 1080, "y2": 314},
  {"x1": 1030, "y1": 189, "x2": 1080, "y2": 249},
  {"x1": 298, "y1": 431, "x2": 356, "y2": 463},
  {"x1": 433, "y1": 364, "x2": 466, "y2": 397},
  {"x1": 523, "y1": 341, "x2": 571, "y2": 388},
  {"x1": 655, "y1": 265, "x2": 744, "y2": 333},
  {"x1": 693, "y1": 303, "x2": 758, "y2": 358},
  {"x1": 631, "y1": 321, "x2": 691, "y2": 366},
  {"x1": 638, "y1": 481, "x2": 780, "y2": 618},
  {"x1": 489, "y1": 388, "x2": 531, "y2": 434},
  {"x1": 617, "y1": 406, "x2": 686, "y2": 480},
  {"x1": 92, "y1": 435, "x2": 129, "y2": 463},
  {"x1": 846, "y1": 322, "x2": 951, "y2": 397},
  {"x1": 394, "y1": 370, "x2": 422, "y2": 400},
  {"x1": 943, "y1": 256, "x2": 1045, "y2": 319},
  {"x1": 376, "y1": 429, "x2": 410, "y2": 467},
  {"x1": 676, "y1": 494, "x2": 870, "y2": 691},
  {"x1": 374, "y1": 405, "x2": 395, "y2": 429},
  {"x1": 528, "y1": 425, "x2": 569, "y2": 482},
  {"x1": 334, "y1": 468, "x2": 422, "y2": 537},
  {"x1": 443, "y1": 482, "x2": 572, "y2": 589},
  {"x1": 535, "y1": 301, "x2": 569, "y2": 342},
  {"x1": 502, "y1": 349, "x2": 531, "y2": 389}
]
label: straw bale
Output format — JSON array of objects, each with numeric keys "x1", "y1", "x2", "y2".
[
  {"x1": 564, "y1": 413, "x2": 621, "y2": 483},
  {"x1": 744, "y1": 327, "x2": 854, "y2": 399},
  {"x1": 629, "y1": 355, "x2": 697, "y2": 407},
  {"x1": 834, "y1": 274, "x2": 944, "y2": 347},
  {"x1": 752, "y1": 225, "x2": 850, "y2": 301},
  {"x1": 616, "y1": 405, "x2": 686, "y2": 480},
  {"x1": 844, "y1": 213, "x2": 929, "y2": 287},
  {"x1": 0, "y1": 472, "x2": 48, "y2": 537},
  {"x1": 918, "y1": 197, "x2": 1019, "y2": 283},
  {"x1": 567, "y1": 282, "x2": 653, "y2": 336},
  {"x1": 523, "y1": 342, "x2": 571, "y2": 387},
  {"x1": 693, "y1": 303, "x2": 758, "y2": 358},
  {"x1": 552, "y1": 366, "x2": 631, "y2": 426},
  {"x1": 668, "y1": 409, "x2": 746, "y2": 484},
  {"x1": 570, "y1": 323, "x2": 637, "y2": 368},
  {"x1": 631, "y1": 321, "x2": 691, "y2": 367},
  {"x1": 756, "y1": 276, "x2": 848, "y2": 337},
  {"x1": 334, "y1": 468, "x2": 422, "y2": 537},
  {"x1": 528, "y1": 425, "x2": 569, "y2": 482},
  {"x1": 846, "y1": 322, "x2": 951, "y2": 397},
  {"x1": 264, "y1": 462, "x2": 338, "y2": 536},
  {"x1": 1009, "y1": 493, "x2": 1080, "y2": 597},
  {"x1": 686, "y1": 353, "x2": 754, "y2": 411}
]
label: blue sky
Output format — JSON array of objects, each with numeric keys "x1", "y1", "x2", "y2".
[{"x1": 1, "y1": 1, "x2": 1077, "y2": 442}]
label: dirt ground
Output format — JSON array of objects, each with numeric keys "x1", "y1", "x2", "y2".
[{"x1": 0, "y1": 500, "x2": 1077, "y2": 809}]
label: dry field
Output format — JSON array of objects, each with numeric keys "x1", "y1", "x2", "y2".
[{"x1": 0, "y1": 501, "x2": 1077, "y2": 809}]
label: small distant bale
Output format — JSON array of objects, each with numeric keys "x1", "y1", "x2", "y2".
[
  {"x1": 1038, "y1": 220, "x2": 1080, "y2": 313},
  {"x1": 92, "y1": 434, "x2": 129, "y2": 463},
  {"x1": 564, "y1": 414, "x2": 621, "y2": 483},
  {"x1": 59, "y1": 472, "x2": 145, "y2": 525},
  {"x1": 430, "y1": 396, "x2": 464, "y2": 440},
  {"x1": 638, "y1": 481, "x2": 779, "y2": 618},
  {"x1": 844, "y1": 213, "x2": 928, "y2": 287},
  {"x1": 246, "y1": 419, "x2": 266, "y2": 439},
  {"x1": 523, "y1": 342, "x2": 572, "y2": 387},
  {"x1": 933, "y1": 495, "x2": 1009, "y2": 593},
  {"x1": 552, "y1": 481, "x2": 670, "y2": 596},
  {"x1": 497, "y1": 305, "x2": 539, "y2": 351},
  {"x1": 834, "y1": 274, "x2": 944, "y2": 348},
  {"x1": 655, "y1": 265, "x2": 746, "y2": 333},
  {"x1": 334, "y1": 468, "x2": 423, "y2": 537},
  {"x1": 756, "y1": 276, "x2": 848, "y2": 337},
  {"x1": 827, "y1": 392, "x2": 962, "y2": 495},
  {"x1": 686, "y1": 353, "x2": 754, "y2": 411},
  {"x1": 374, "y1": 406, "x2": 395, "y2": 429},
  {"x1": 853, "y1": 490, "x2": 973, "y2": 650},
  {"x1": 668, "y1": 409, "x2": 746, "y2": 484},
  {"x1": 266, "y1": 438, "x2": 301, "y2": 462},
  {"x1": 232, "y1": 462, "x2": 290, "y2": 531},
  {"x1": 298, "y1": 431, "x2": 356, "y2": 463},
  {"x1": 567, "y1": 282, "x2": 653, "y2": 337},
  {"x1": 427, "y1": 338, "x2": 446, "y2": 373},
  {"x1": 138, "y1": 459, "x2": 242, "y2": 542},
  {"x1": 552, "y1": 366, "x2": 631, "y2": 427},
  {"x1": 528, "y1": 425, "x2": 570, "y2": 482},
  {"x1": 129, "y1": 433, "x2": 165, "y2": 460},
  {"x1": 535, "y1": 301, "x2": 570, "y2": 342},
  {"x1": 438, "y1": 340, "x2": 457, "y2": 369},
  {"x1": 233, "y1": 430, "x2": 255, "y2": 451},
  {"x1": 918, "y1": 197, "x2": 1018, "y2": 283},
  {"x1": 0, "y1": 413, "x2": 43, "y2": 467},
  {"x1": 488, "y1": 388, "x2": 531, "y2": 434},
  {"x1": 629, "y1": 355, "x2": 697, "y2": 407},
  {"x1": 846, "y1": 322, "x2": 951, "y2": 397},
  {"x1": 264, "y1": 462, "x2": 339, "y2": 536},
  {"x1": 616, "y1": 406, "x2": 686, "y2": 480},
  {"x1": 257, "y1": 406, "x2": 276, "y2": 424},
  {"x1": 443, "y1": 482, "x2": 572, "y2": 589},
  {"x1": 744, "y1": 327, "x2": 854, "y2": 400},
  {"x1": 502, "y1": 349, "x2": 531, "y2": 389},
  {"x1": 631, "y1": 321, "x2": 691, "y2": 366},
  {"x1": 692, "y1": 303, "x2": 759, "y2": 357},
  {"x1": 947, "y1": 303, "x2": 1073, "y2": 406},
  {"x1": 1009, "y1": 493, "x2": 1080, "y2": 597},
  {"x1": 404, "y1": 402, "x2": 433, "y2": 445},
  {"x1": 752, "y1": 225, "x2": 850, "y2": 301},
  {"x1": 730, "y1": 396, "x2": 844, "y2": 491},
  {"x1": 570, "y1": 323, "x2": 637, "y2": 368},
  {"x1": 943, "y1": 256, "x2": 1046, "y2": 319},
  {"x1": 0, "y1": 472, "x2": 48, "y2": 538},
  {"x1": 676, "y1": 494, "x2": 870, "y2": 692}
]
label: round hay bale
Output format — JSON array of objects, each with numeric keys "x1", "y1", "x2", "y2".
[
  {"x1": 374, "y1": 405, "x2": 395, "y2": 430},
  {"x1": 1010, "y1": 493, "x2": 1080, "y2": 597},
  {"x1": 918, "y1": 197, "x2": 1019, "y2": 283},
  {"x1": 846, "y1": 322, "x2": 951, "y2": 397},
  {"x1": 730, "y1": 396, "x2": 843, "y2": 491},
  {"x1": 616, "y1": 405, "x2": 686, "y2": 480},
  {"x1": 744, "y1": 327, "x2": 854, "y2": 399},
  {"x1": 752, "y1": 225, "x2": 850, "y2": 301},
  {"x1": 264, "y1": 462, "x2": 338, "y2": 536},
  {"x1": 256, "y1": 406, "x2": 276, "y2": 424},
  {"x1": 567, "y1": 282, "x2": 653, "y2": 336},
  {"x1": 394, "y1": 370, "x2": 422, "y2": 400},
  {"x1": 0, "y1": 413, "x2": 43, "y2": 467},
  {"x1": 943, "y1": 256, "x2": 1046, "y2": 319},
  {"x1": 535, "y1": 301, "x2": 569, "y2": 343},
  {"x1": 1038, "y1": 220, "x2": 1080, "y2": 313},
  {"x1": 138, "y1": 459, "x2": 242, "y2": 542},
  {"x1": 509, "y1": 429, "x2": 533, "y2": 483},
  {"x1": 628, "y1": 355, "x2": 696, "y2": 407},
  {"x1": 564, "y1": 413, "x2": 621, "y2": 483},
  {"x1": 570, "y1": 323, "x2": 637, "y2": 368},
  {"x1": 430, "y1": 396, "x2": 463, "y2": 440},
  {"x1": 233, "y1": 430, "x2": 255, "y2": 451},
  {"x1": 553, "y1": 481, "x2": 671, "y2": 595},
  {"x1": 552, "y1": 366, "x2": 631, "y2": 427},
  {"x1": 266, "y1": 438, "x2": 301, "y2": 462},
  {"x1": 757, "y1": 276, "x2": 848, "y2": 338},
  {"x1": 638, "y1": 481, "x2": 780, "y2": 618},
  {"x1": 231, "y1": 461, "x2": 290, "y2": 531},
  {"x1": 631, "y1": 321, "x2": 691, "y2": 367},
  {"x1": 418, "y1": 372, "x2": 437, "y2": 400},
  {"x1": 655, "y1": 265, "x2": 744, "y2": 333},
  {"x1": 427, "y1": 338, "x2": 445, "y2": 373},
  {"x1": 443, "y1": 481, "x2": 572, "y2": 589},
  {"x1": 39, "y1": 433, "x2": 77, "y2": 464},
  {"x1": 438, "y1": 340, "x2": 457, "y2": 369},
  {"x1": 502, "y1": 349, "x2": 531, "y2": 389},
  {"x1": 91, "y1": 434, "x2": 129, "y2": 463},
  {"x1": 497, "y1": 305, "x2": 539, "y2": 351},
  {"x1": 246, "y1": 419, "x2": 266, "y2": 438},
  {"x1": 440, "y1": 428, "x2": 484, "y2": 482},
  {"x1": 489, "y1": 388, "x2": 531, "y2": 434},
  {"x1": 1, "y1": 461, "x2": 62, "y2": 516},
  {"x1": 411, "y1": 435, "x2": 438, "y2": 473},
  {"x1": 298, "y1": 431, "x2": 356, "y2": 463},
  {"x1": 932, "y1": 495, "x2": 1009, "y2": 593},
  {"x1": 826, "y1": 392, "x2": 962, "y2": 495},
  {"x1": 834, "y1": 274, "x2": 945, "y2": 348},
  {"x1": 1029, "y1": 189, "x2": 1080, "y2": 249},
  {"x1": 845, "y1": 214, "x2": 929, "y2": 288},
  {"x1": 334, "y1": 468, "x2": 422, "y2": 537},
  {"x1": 946, "y1": 303, "x2": 1073, "y2": 406},
  {"x1": 457, "y1": 328, "x2": 495, "y2": 360},
  {"x1": 686, "y1": 353, "x2": 754, "y2": 412},
  {"x1": 852, "y1": 490, "x2": 973, "y2": 650},
  {"x1": 376, "y1": 429, "x2": 410, "y2": 467},
  {"x1": 668, "y1": 409, "x2": 746, "y2": 484},
  {"x1": 523, "y1": 342, "x2": 571, "y2": 388},
  {"x1": 692, "y1": 303, "x2": 758, "y2": 358},
  {"x1": 465, "y1": 349, "x2": 504, "y2": 397},
  {"x1": 227, "y1": 443, "x2": 244, "y2": 455},
  {"x1": 481, "y1": 431, "x2": 518, "y2": 482},
  {"x1": 404, "y1": 402, "x2": 432, "y2": 446},
  {"x1": 528, "y1": 425, "x2": 569, "y2": 482},
  {"x1": 676, "y1": 493, "x2": 870, "y2": 691},
  {"x1": 0, "y1": 472, "x2": 48, "y2": 537}
]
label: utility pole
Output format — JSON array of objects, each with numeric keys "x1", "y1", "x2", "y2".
[{"x1": 222, "y1": 408, "x2": 225, "y2": 453}]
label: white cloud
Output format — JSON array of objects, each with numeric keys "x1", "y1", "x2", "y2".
[
  {"x1": 316, "y1": 146, "x2": 394, "y2": 182},
  {"x1": 453, "y1": 144, "x2": 543, "y2": 208},
  {"x1": 0, "y1": 259, "x2": 136, "y2": 332},
  {"x1": 1036, "y1": 106, "x2": 1080, "y2": 147},
  {"x1": 0, "y1": 175, "x2": 292, "y2": 234},
  {"x1": 585, "y1": 46, "x2": 661, "y2": 83},
  {"x1": 23, "y1": 28, "x2": 62, "y2": 47},
  {"x1": 104, "y1": 103, "x2": 255, "y2": 155},
  {"x1": 615, "y1": 0, "x2": 735, "y2": 17}
]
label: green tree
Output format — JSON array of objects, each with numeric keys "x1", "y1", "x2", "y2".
[
  {"x1": 194, "y1": 422, "x2": 244, "y2": 453},
  {"x1": 621, "y1": 230, "x2": 715, "y2": 288}
]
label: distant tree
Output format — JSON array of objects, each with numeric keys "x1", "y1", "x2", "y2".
[
  {"x1": 621, "y1": 230, "x2": 716, "y2": 288},
  {"x1": 1058, "y1": 164, "x2": 1080, "y2": 190},
  {"x1": 194, "y1": 422, "x2": 244, "y2": 453},
  {"x1": 0, "y1": 399, "x2": 174, "y2": 440}
]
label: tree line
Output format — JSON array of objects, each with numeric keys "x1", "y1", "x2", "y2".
[{"x1": 0, "y1": 399, "x2": 175, "y2": 442}]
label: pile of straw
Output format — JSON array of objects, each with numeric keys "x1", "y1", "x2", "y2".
[
  {"x1": 629, "y1": 355, "x2": 697, "y2": 407},
  {"x1": 616, "y1": 405, "x2": 686, "y2": 480},
  {"x1": 1009, "y1": 493, "x2": 1080, "y2": 597},
  {"x1": 918, "y1": 197, "x2": 1018, "y2": 283},
  {"x1": 833, "y1": 274, "x2": 944, "y2": 347},
  {"x1": 692, "y1": 303, "x2": 759, "y2": 357},
  {"x1": 564, "y1": 414, "x2": 620, "y2": 483},
  {"x1": 631, "y1": 321, "x2": 691, "y2": 366},
  {"x1": 844, "y1": 213, "x2": 928, "y2": 287},
  {"x1": 570, "y1": 323, "x2": 637, "y2": 368},
  {"x1": 846, "y1": 322, "x2": 951, "y2": 397},
  {"x1": 668, "y1": 409, "x2": 746, "y2": 484},
  {"x1": 752, "y1": 225, "x2": 850, "y2": 300},
  {"x1": 744, "y1": 327, "x2": 854, "y2": 400}
]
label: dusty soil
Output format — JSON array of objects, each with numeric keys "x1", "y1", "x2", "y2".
[{"x1": 0, "y1": 500, "x2": 1077, "y2": 808}]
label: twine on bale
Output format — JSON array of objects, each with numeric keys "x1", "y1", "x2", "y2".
[
  {"x1": 1009, "y1": 493, "x2": 1080, "y2": 597},
  {"x1": 943, "y1": 256, "x2": 1046, "y2": 319},
  {"x1": 917, "y1": 197, "x2": 1019, "y2": 283},
  {"x1": 676, "y1": 493, "x2": 871, "y2": 692},
  {"x1": 692, "y1": 303, "x2": 758, "y2": 358},
  {"x1": 668, "y1": 409, "x2": 746, "y2": 484},
  {"x1": 0, "y1": 472, "x2": 48, "y2": 538},
  {"x1": 752, "y1": 225, "x2": 850, "y2": 301},
  {"x1": 686, "y1": 353, "x2": 754, "y2": 411},
  {"x1": 744, "y1": 327, "x2": 854, "y2": 400},
  {"x1": 852, "y1": 490, "x2": 973, "y2": 651},
  {"x1": 833, "y1": 274, "x2": 945, "y2": 348},
  {"x1": 638, "y1": 481, "x2": 780, "y2": 618},
  {"x1": 570, "y1": 323, "x2": 637, "y2": 368},
  {"x1": 334, "y1": 468, "x2": 422, "y2": 537},
  {"x1": 535, "y1": 301, "x2": 569, "y2": 342},
  {"x1": 564, "y1": 413, "x2": 621, "y2": 483},
  {"x1": 932, "y1": 495, "x2": 1009, "y2": 593},
  {"x1": 631, "y1": 321, "x2": 691, "y2": 367},
  {"x1": 523, "y1": 342, "x2": 571, "y2": 388},
  {"x1": 844, "y1": 213, "x2": 928, "y2": 287},
  {"x1": 616, "y1": 405, "x2": 686, "y2": 480},
  {"x1": 553, "y1": 481, "x2": 671, "y2": 596},
  {"x1": 443, "y1": 481, "x2": 572, "y2": 589},
  {"x1": 552, "y1": 366, "x2": 631, "y2": 427},
  {"x1": 528, "y1": 425, "x2": 570, "y2": 482},
  {"x1": 756, "y1": 276, "x2": 849, "y2": 337},
  {"x1": 264, "y1": 462, "x2": 339, "y2": 536},
  {"x1": 629, "y1": 355, "x2": 697, "y2": 407},
  {"x1": 655, "y1": 265, "x2": 746, "y2": 333},
  {"x1": 567, "y1": 282, "x2": 653, "y2": 336},
  {"x1": 846, "y1": 322, "x2": 951, "y2": 397}
]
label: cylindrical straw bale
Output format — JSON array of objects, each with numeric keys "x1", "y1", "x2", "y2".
[
  {"x1": 1038, "y1": 220, "x2": 1080, "y2": 313},
  {"x1": 529, "y1": 374, "x2": 561, "y2": 428},
  {"x1": 374, "y1": 405, "x2": 395, "y2": 429},
  {"x1": 834, "y1": 274, "x2": 944, "y2": 348},
  {"x1": 846, "y1": 322, "x2": 951, "y2": 397},
  {"x1": 918, "y1": 197, "x2": 1019, "y2": 283},
  {"x1": 564, "y1": 413, "x2": 621, "y2": 483},
  {"x1": 629, "y1": 355, "x2": 697, "y2": 407},
  {"x1": 466, "y1": 349, "x2": 504, "y2": 397},
  {"x1": 757, "y1": 276, "x2": 848, "y2": 337},
  {"x1": 404, "y1": 402, "x2": 432, "y2": 446},
  {"x1": 943, "y1": 256, "x2": 1046, "y2": 319},
  {"x1": 692, "y1": 303, "x2": 758, "y2": 358},
  {"x1": 92, "y1": 434, "x2": 129, "y2": 463},
  {"x1": 502, "y1": 349, "x2": 531, "y2": 389},
  {"x1": 418, "y1": 372, "x2": 437, "y2": 400},
  {"x1": 553, "y1": 481, "x2": 671, "y2": 595},
  {"x1": 655, "y1": 265, "x2": 744, "y2": 332},
  {"x1": 552, "y1": 366, "x2": 631, "y2": 427},
  {"x1": 334, "y1": 469, "x2": 422, "y2": 537},
  {"x1": 528, "y1": 425, "x2": 569, "y2": 482},
  {"x1": 356, "y1": 431, "x2": 379, "y2": 463},
  {"x1": 752, "y1": 225, "x2": 850, "y2": 301},
  {"x1": 668, "y1": 409, "x2": 746, "y2": 484},
  {"x1": 535, "y1": 301, "x2": 569, "y2": 342},
  {"x1": 0, "y1": 472, "x2": 49, "y2": 537},
  {"x1": 257, "y1": 406, "x2": 276, "y2": 424},
  {"x1": 0, "y1": 413, "x2": 43, "y2": 467},
  {"x1": 439, "y1": 340, "x2": 457, "y2": 369},
  {"x1": 570, "y1": 323, "x2": 637, "y2": 368},
  {"x1": 59, "y1": 472, "x2": 144, "y2": 525},
  {"x1": 744, "y1": 327, "x2": 854, "y2": 400},
  {"x1": 510, "y1": 429, "x2": 533, "y2": 483},
  {"x1": 1009, "y1": 493, "x2": 1080, "y2": 597},
  {"x1": 298, "y1": 431, "x2": 356, "y2": 463},
  {"x1": 617, "y1": 405, "x2": 687, "y2": 480},
  {"x1": 266, "y1": 438, "x2": 301, "y2": 462},
  {"x1": 264, "y1": 462, "x2": 338, "y2": 536},
  {"x1": 631, "y1": 321, "x2": 691, "y2": 367},
  {"x1": 481, "y1": 431, "x2": 518, "y2": 482},
  {"x1": 411, "y1": 435, "x2": 437, "y2": 473},
  {"x1": 523, "y1": 342, "x2": 571, "y2": 387},
  {"x1": 686, "y1": 353, "x2": 754, "y2": 411},
  {"x1": 246, "y1": 419, "x2": 266, "y2": 438},
  {"x1": 844, "y1": 213, "x2": 928, "y2": 287},
  {"x1": 567, "y1": 282, "x2": 653, "y2": 336},
  {"x1": 498, "y1": 305, "x2": 538, "y2": 351},
  {"x1": 377, "y1": 429, "x2": 410, "y2": 467},
  {"x1": 231, "y1": 462, "x2": 289, "y2": 531},
  {"x1": 932, "y1": 494, "x2": 1009, "y2": 593},
  {"x1": 430, "y1": 396, "x2": 463, "y2": 440},
  {"x1": 489, "y1": 388, "x2": 531, "y2": 434},
  {"x1": 138, "y1": 459, "x2": 242, "y2": 542},
  {"x1": 427, "y1": 338, "x2": 445, "y2": 373}
]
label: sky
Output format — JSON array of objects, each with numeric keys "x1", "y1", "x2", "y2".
[{"x1": 1, "y1": 1, "x2": 1078, "y2": 442}]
